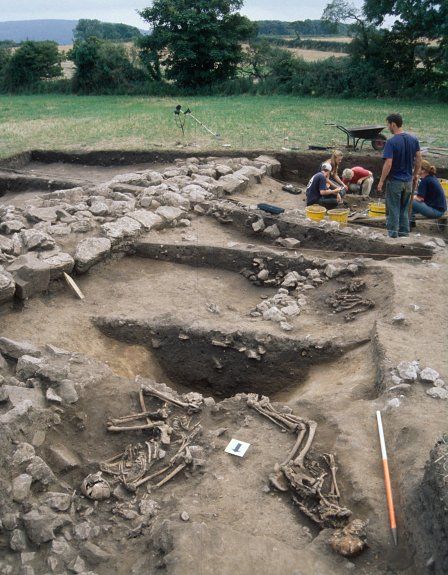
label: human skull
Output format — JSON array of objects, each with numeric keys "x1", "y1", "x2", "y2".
[{"x1": 81, "y1": 472, "x2": 111, "y2": 501}]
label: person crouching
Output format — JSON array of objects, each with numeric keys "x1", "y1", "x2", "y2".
[
  {"x1": 342, "y1": 167, "x2": 374, "y2": 197},
  {"x1": 306, "y1": 163, "x2": 344, "y2": 209},
  {"x1": 411, "y1": 160, "x2": 447, "y2": 227}
]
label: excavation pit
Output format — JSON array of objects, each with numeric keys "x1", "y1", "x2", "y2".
[{"x1": 0, "y1": 151, "x2": 447, "y2": 575}]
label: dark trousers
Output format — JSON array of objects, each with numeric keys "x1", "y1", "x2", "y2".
[
  {"x1": 385, "y1": 179, "x2": 412, "y2": 238},
  {"x1": 318, "y1": 196, "x2": 339, "y2": 209}
]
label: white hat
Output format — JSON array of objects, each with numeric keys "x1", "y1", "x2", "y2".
[{"x1": 321, "y1": 162, "x2": 332, "y2": 172}]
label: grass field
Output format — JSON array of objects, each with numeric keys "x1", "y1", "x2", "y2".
[
  {"x1": 1, "y1": 94, "x2": 447, "y2": 160},
  {"x1": 285, "y1": 48, "x2": 347, "y2": 61}
]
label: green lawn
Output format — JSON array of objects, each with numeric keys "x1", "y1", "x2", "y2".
[{"x1": 1, "y1": 94, "x2": 447, "y2": 160}]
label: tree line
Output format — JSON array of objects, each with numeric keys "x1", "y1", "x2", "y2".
[
  {"x1": 0, "y1": 1, "x2": 446, "y2": 101},
  {"x1": 255, "y1": 19, "x2": 351, "y2": 37}
]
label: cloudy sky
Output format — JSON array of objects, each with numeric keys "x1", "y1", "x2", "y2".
[{"x1": 0, "y1": 0, "x2": 363, "y2": 27}]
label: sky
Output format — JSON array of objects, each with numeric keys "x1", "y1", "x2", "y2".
[{"x1": 0, "y1": 0, "x2": 364, "y2": 27}]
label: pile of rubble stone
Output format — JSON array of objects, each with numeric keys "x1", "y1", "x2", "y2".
[
  {"x1": 244, "y1": 257, "x2": 365, "y2": 330},
  {"x1": 385, "y1": 360, "x2": 447, "y2": 400}
]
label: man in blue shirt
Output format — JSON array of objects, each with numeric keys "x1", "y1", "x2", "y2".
[
  {"x1": 377, "y1": 113, "x2": 421, "y2": 238},
  {"x1": 306, "y1": 162, "x2": 343, "y2": 208}
]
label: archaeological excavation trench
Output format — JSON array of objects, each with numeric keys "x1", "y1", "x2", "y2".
[{"x1": 0, "y1": 150, "x2": 447, "y2": 575}]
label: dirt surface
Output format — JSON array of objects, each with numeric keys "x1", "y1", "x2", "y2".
[
  {"x1": 19, "y1": 161, "x2": 168, "y2": 185},
  {"x1": 0, "y1": 155, "x2": 447, "y2": 575}
]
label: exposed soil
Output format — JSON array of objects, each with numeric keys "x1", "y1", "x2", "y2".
[{"x1": 0, "y1": 154, "x2": 447, "y2": 575}]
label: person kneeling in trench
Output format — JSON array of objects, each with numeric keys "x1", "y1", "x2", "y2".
[
  {"x1": 306, "y1": 163, "x2": 344, "y2": 209},
  {"x1": 410, "y1": 160, "x2": 447, "y2": 227},
  {"x1": 342, "y1": 167, "x2": 374, "y2": 197}
]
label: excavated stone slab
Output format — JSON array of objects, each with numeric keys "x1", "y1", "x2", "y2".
[
  {"x1": 38, "y1": 251, "x2": 75, "y2": 279},
  {"x1": 219, "y1": 174, "x2": 249, "y2": 195},
  {"x1": 101, "y1": 216, "x2": 142, "y2": 245},
  {"x1": 74, "y1": 237, "x2": 112, "y2": 274},
  {"x1": 253, "y1": 155, "x2": 282, "y2": 176},
  {"x1": 127, "y1": 210, "x2": 163, "y2": 231},
  {"x1": 0, "y1": 219, "x2": 27, "y2": 234},
  {"x1": 20, "y1": 229, "x2": 56, "y2": 251},
  {"x1": 3, "y1": 386, "x2": 46, "y2": 409},
  {"x1": 24, "y1": 207, "x2": 59, "y2": 224},
  {"x1": 155, "y1": 206, "x2": 184, "y2": 222},
  {"x1": 0, "y1": 265, "x2": 15, "y2": 304},
  {"x1": 110, "y1": 173, "x2": 150, "y2": 187},
  {"x1": 233, "y1": 166, "x2": 264, "y2": 185},
  {"x1": 0, "y1": 236, "x2": 14, "y2": 254},
  {"x1": 0, "y1": 338, "x2": 41, "y2": 359},
  {"x1": 181, "y1": 184, "x2": 211, "y2": 203},
  {"x1": 7, "y1": 254, "x2": 51, "y2": 299}
]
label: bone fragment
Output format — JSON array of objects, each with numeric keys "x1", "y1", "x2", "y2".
[
  {"x1": 293, "y1": 420, "x2": 317, "y2": 468},
  {"x1": 107, "y1": 421, "x2": 166, "y2": 432},
  {"x1": 154, "y1": 462, "x2": 187, "y2": 488},
  {"x1": 281, "y1": 428, "x2": 307, "y2": 467},
  {"x1": 141, "y1": 382, "x2": 201, "y2": 413},
  {"x1": 129, "y1": 465, "x2": 172, "y2": 490},
  {"x1": 325, "y1": 453, "x2": 341, "y2": 499}
]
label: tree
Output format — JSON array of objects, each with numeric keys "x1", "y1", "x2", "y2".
[
  {"x1": 323, "y1": 0, "x2": 447, "y2": 78},
  {"x1": 0, "y1": 46, "x2": 11, "y2": 88},
  {"x1": 363, "y1": 0, "x2": 448, "y2": 74},
  {"x1": 323, "y1": 1, "x2": 372, "y2": 60},
  {"x1": 74, "y1": 19, "x2": 142, "y2": 42},
  {"x1": 138, "y1": 0, "x2": 256, "y2": 87},
  {"x1": 242, "y1": 40, "x2": 277, "y2": 81},
  {"x1": 3, "y1": 41, "x2": 62, "y2": 90},
  {"x1": 70, "y1": 37, "x2": 147, "y2": 94},
  {"x1": 241, "y1": 41, "x2": 307, "y2": 84}
]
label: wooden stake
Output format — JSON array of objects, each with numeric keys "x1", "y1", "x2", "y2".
[
  {"x1": 376, "y1": 410, "x2": 398, "y2": 546},
  {"x1": 63, "y1": 272, "x2": 85, "y2": 300}
]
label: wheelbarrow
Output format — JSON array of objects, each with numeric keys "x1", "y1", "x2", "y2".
[{"x1": 325, "y1": 123, "x2": 387, "y2": 151}]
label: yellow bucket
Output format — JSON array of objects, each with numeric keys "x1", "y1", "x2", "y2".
[
  {"x1": 440, "y1": 179, "x2": 448, "y2": 198},
  {"x1": 368, "y1": 202, "x2": 386, "y2": 218},
  {"x1": 328, "y1": 208, "x2": 349, "y2": 225},
  {"x1": 305, "y1": 205, "x2": 327, "y2": 221}
]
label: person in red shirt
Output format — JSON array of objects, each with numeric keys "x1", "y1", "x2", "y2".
[{"x1": 342, "y1": 166, "x2": 374, "y2": 196}]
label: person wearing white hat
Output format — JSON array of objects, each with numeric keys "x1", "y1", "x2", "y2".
[
  {"x1": 342, "y1": 167, "x2": 374, "y2": 196},
  {"x1": 306, "y1": 163, "x2": 344, "y2": 209}
]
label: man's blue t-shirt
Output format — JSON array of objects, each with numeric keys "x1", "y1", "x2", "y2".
[
  {"x1": 383, "y1": 132, "x2": 420, "y2": 182},
  {"x1": 306, "y1": 172, "x2": 328, "y2": 205},
  {"x1": 417, "y1": 175, "x2": 447, "y2": 212}
]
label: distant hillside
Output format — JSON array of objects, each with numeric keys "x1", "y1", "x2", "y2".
[
  {"x1": 0, "y1": 20, "x2": 78, "y2": 44},
  {"x1": 0, "y1": 19, "x2": 145, "y2": 45}
]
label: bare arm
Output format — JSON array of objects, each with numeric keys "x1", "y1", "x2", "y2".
[
  {"x1": 321, "y1": 187, "x2": 341, "y2": 196},
  {"x1": 377, "y1": 159, "x2": 392, "y2": 193},
  {"x1": 334, "y1": 172, "x2": 348, "y2": 190},
  {"x1": 327, "y1": 177, "x2": 339, "y2": 190},
  {"x1": 413, "y1": 151, "x2": 422, "y2": 191}
]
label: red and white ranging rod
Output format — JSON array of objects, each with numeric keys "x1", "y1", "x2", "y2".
[{"x1": 376, "y1": 410, "x2": 398, "y2": 546}]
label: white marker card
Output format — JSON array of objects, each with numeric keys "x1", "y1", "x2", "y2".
[{"x1": 225, "y1": 439, "x2": 250, "y2": 458}]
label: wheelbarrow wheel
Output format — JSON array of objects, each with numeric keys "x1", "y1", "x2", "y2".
[{"x1": 371, "y1": 134, "x2": 387, "y2": 151}]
